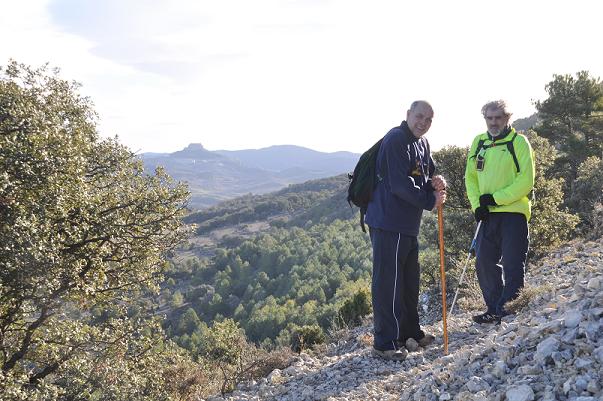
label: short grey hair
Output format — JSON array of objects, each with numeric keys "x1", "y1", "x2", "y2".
[
  {"x1": 409, "y1": 100, "x2": 433, "y2": 112},
  {"x1": 481, "y1": 100, "x2": 512, "y2": 118}
]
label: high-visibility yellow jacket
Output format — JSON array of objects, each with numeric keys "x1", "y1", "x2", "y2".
[{"x1": 465, "y1": 128, "x2": 535, "y2": 220}]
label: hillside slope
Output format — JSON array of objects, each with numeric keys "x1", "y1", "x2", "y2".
[
  {"x1": 183, "y1": 174, "x2": 351, "y2": 234},
  {"x1": 213, "y1": 238, "x2": 603, "y2": 401}
]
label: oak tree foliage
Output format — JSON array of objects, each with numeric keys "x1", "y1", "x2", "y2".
[{"x1": 0, "y1": 61, "x2": 193, "y2": 400}]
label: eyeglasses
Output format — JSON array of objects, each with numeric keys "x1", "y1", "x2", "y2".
[{"x1": 485, "y1": 115, "x2": 505, "y2": 121}]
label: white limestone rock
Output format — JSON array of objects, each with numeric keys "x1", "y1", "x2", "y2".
[
  {"x1": 563, "y1": 310, "x2": 583, "y2": 328},
  {"x1": 534, "y1": 336, "x2": 560, "y2": 362},
  {"x1": 465, "y1": 376, "x2": 490, "y2": 393},
  {"x1": 505, "y1": 384, "x2": 535, "y2": 401},
  {"x1": 587, "y1": 276, "x2": 601, "y2": 290}
]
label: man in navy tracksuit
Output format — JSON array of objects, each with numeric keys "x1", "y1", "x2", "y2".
[{"x1": 365, "y1": 101, "x2": 447, "y2": 361}]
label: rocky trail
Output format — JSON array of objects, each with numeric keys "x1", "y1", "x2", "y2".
[{"x1": 212, "y1": 238, "x2": 603, "y2": 401}]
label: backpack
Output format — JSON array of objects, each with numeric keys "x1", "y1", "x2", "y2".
[
  {"x1": 471, "y1": 132, "x2": 520, "y2": 172},
  {"x1": 347, "y1": 138, "x2": 383, "y2": 232}
]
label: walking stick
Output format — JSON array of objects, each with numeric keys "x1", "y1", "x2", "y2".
[
  {"x1": 448, "y1": 221, "x2": 482, "y2": 318},
  {"x1": 437, "y1": 205, "x2": 448, "y2": 355}
]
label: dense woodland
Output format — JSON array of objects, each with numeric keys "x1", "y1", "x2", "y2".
[{"x1": 1, "y1": 61, "x2": 602, "y2": 399}]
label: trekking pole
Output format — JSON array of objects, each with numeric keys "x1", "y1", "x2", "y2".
[
  {"x1": 448, "y1": 221, "x2": 482, "y2": 318},
  {"x1": 437, "y1": 205, "x2": 448, "y2": 355}
]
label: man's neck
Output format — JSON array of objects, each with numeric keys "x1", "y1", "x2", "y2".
[{"x1": 488, "y1": 126, "x2": 512, "y2": 140}]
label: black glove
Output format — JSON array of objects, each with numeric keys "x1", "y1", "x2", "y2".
[
  {"x1": 479, "y1": 194, "x2": 497, "y2": 207},
  {"x1": 474, "y1": 206, "x2": 489, "y2": 222}
]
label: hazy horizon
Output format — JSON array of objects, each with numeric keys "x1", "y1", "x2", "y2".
[{"x1": 1, "y1": 0, "x2": 602, "y2": 154}]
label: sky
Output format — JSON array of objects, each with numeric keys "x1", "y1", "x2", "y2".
[{"x1": 1, "y1": 0, "x2": 602, "y2": 154}]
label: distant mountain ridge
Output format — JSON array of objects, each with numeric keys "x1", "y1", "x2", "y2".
[
  {"x1": 141, "y1": 143, "x2": 359, "y2": 210},
  {"x1": 216, "y1": 145, "x2": 358, "y2": 173}
]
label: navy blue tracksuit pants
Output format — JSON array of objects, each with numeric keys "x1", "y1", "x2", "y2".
[
  {"x1": 370, "y1": 228, "x2": 424, "y2": 351},
  {"x1": 475, "y1": 212, "x2": 529, "y2": 316}
]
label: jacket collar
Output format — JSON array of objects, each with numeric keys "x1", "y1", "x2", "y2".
[
  {"x1": 488, "y1": 126, "x2": 513, "y2": 141},
  {"x1": 400, "y1": 121, "x2": 420, "y2": 142}
]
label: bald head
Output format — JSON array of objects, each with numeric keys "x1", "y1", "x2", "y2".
[{"x1": 407, "y1": 100, "x2": 434, "y2": 138}]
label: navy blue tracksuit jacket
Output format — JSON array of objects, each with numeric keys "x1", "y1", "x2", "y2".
[{"x1": 365, "y1": 122, "x2": 436, "y2": 235}]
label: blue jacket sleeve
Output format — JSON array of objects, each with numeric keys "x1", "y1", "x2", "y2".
[{"x1": 383, "y1": 136, "x2": 436, "y2": 211}]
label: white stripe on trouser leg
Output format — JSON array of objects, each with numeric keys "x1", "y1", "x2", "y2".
[{"x1": 392, "y1": 233, "x2": 401, "y2": 349}]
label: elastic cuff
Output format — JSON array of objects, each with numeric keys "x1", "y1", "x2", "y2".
[{"x1": 425, "y1": 191, "x2": 436, "y2": 211}]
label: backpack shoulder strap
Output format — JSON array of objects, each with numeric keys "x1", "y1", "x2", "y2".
[
  {"x1": 506, "y1": 133, "x2": 520, "y2": 173},
  {"x1": 471, "y1": 133, "x2": 520, "y2": 173},
  {"x1": 471, "y1": 138, "x2": 486, "y2": 160}
]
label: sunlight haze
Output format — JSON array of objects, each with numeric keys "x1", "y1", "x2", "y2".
[{"x1": 2, "y1": 0, "x2": 602, "y2": 154}]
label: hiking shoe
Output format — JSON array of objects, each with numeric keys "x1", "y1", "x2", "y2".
[
  {"x1": 417, "y1": 333, "x2": 435, "y2": 347},
  {"x1": 371, "y1": 347, "x2": 408, "y2": 362},
  {"x1": 472, "y1": 312, "x2": 501, "y2": 324},
  {"x1": 404, "y1": 338, "x2": 419, "y2": 352}
]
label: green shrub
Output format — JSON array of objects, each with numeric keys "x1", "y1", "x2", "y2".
[
  {"x1": 289, "y1": 324, "x2": 326, "y2": 353},
  {"x1": 570, "y1": 156, "x2": 603, "y2": 238},
  {"x1": 337, "y1": 288, "x2": 372, "y2": 328}
]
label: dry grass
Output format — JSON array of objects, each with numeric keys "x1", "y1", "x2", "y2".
[
  {"x1": 163, "y1": 360, "x2": 216, "y2": 401},
  {"x1": 358, "y1": 332, "x2": 373, "y2": 347},
  {"x1": 505, "y1": 283, "x2": 554, "y2": 313},
  {"x1": 454, "y1": 271, "x2": 486, "y2": 313},
  {"x1": 243, "y1": 346, "x2": 295, "y2": 379},
  {"x1": 449, "y1": 266, "x2": 556, "y2": 316},
  {"x1": 308, "y1": 341, "x2": 329, "y2": 356}
]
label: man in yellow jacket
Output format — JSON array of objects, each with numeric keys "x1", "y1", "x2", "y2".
[{"x1": 465, "y1": 100, "x2": 535, "y2": 324}]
